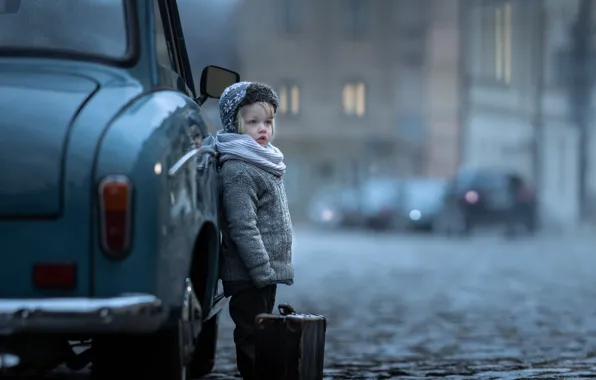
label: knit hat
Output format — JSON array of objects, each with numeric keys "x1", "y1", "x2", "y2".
[{"x1": 218, "y1": 81, "x2": 279, "y2": 133}]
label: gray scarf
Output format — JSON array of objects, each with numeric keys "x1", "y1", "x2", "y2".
[{"x1": 215, "y1": 131, "x2": 286, "y2": 177}]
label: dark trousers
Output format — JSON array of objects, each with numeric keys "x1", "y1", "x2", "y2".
[{"x1": 228, "y1": 284, "x2": 277, "y2": 380}]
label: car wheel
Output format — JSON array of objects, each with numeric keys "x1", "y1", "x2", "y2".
[{"x1": 187, "y1": 313, "x2": 219, "y2": 378}]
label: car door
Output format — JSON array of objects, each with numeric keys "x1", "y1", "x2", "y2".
[
  {"x1": 161, "y1": 0, "x2": 222, "y2": 311},
  {"x1": 159, "y1": 0, "x2": 217, "y2": 219}
]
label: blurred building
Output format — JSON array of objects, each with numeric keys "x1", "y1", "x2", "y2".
[
  {"x1": 178, "y1": 0, "x2": 242, "y2": 128},
  {"x1": 235, "y1": 0, "x2": 463, "y2": 218},
  {"x1": 462, "y1": 0, "x2": 596, "y2": 227}
]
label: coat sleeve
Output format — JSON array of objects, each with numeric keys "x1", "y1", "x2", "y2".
[{"x1": 221, "y1": 169, "x2": 273, "y2": 287}]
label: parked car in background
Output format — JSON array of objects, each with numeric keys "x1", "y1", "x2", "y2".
[
  {"x1": 433, "y1": 167, "x2": 537, "y2": 237},
  {"x1": 400, "y1": 178, "x2": 448, "y2": 231},
  {"x1": 0, "y1": 0, "x2": 238, "y2": 378},
  {"x1": 360, "y1": 178, "x2": 403, "y2": 231},
  {"x1": 308, "y1": 186, "x2": 362, "y2": 228}
]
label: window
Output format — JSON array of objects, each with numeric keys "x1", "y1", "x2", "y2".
[
  {"x1": 551, "y1": 5, "x2": 596, "y2": 88},
  {"x1": 396, "y1": 0, "x2": 426, "y2": 33},
  {"x1": 153, "y1": 0, "x2": 177, "y2": 71},
  {"x1": 0, "y1": 0, "x2": 128, "y2": 61},
  {"x1": 342, "y1": 82, "x2": 366, "y2": 117},
  {"x1": 399, "y1": 36, "x2": 425, "y2": 66},
  {"x1": 494, "y1": 2, "x2": 512, "y2": 84},
  {"x1": 279, "y1": 84, "x2": 300, "y2": 115},
  {"x1": 478, "y1": 0, "x2": 512, "y2": 84},
  {"x1": 280, "y1": 0, "x2": 300, "y2": 34},
  {"x1": 342, "y1": 0, "x2": 371, "y2": 38}
]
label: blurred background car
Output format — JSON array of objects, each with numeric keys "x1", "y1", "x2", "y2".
[
  {"x1": 307, "y1": 186, "x2": 362, "y2": 229},
  {"x1": 432, "y1": 167, "x2": 538, "y2": 237},
  {"x1": 400, "y1": 178, "x2": 448, "y2": 232},
  {"x1": 359, "y1": 178, "x2": 404, "y2": 231}
]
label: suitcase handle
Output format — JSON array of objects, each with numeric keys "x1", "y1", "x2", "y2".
[{"x1": 278, "y1": 303, "x2": 296, "y2": 315}]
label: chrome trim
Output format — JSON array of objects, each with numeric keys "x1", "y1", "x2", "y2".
[
  {"x1": 0, "y1": 295, "x2": 166, "y2": 335},
  {"x1": 196, "y1": 146, "x2": 217, "y2": 171},
  {"x1": 182, "y1": 278, "x2": 202, "y2": 325},
  {"x1": 182, "y1": 279, "x2": 202, "y2": 357},
  {"x1": 168, "y1": 148, "x2": 199, "y2": 177},
  {"x1": 97, "y1": 175, "x2": 133, "y2": 258},
  {"x1": 198, "y1": 146, "x2": 217, "y2": 157},
  {"x1": 0, "y1": 354, "x2": 20, "y2": 369}
]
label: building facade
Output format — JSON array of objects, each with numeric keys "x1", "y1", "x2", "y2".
[
  {"x1": 236, "y1": 0, "x2": 463, "y2": 219},
  {"x1": 463, "y1": 0, "x2": 596, "y2": 228}
]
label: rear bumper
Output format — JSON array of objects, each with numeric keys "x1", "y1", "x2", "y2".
[
  {"x1": 364, "y1": 214, "x2": 394, "y2": 226},
  {"x1": 0, "y1": 294, "x2": 167, "y2": 335}
]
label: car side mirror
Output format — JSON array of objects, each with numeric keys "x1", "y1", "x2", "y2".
[{"x1": 196, "y1": 65, "x2": 240, "y2": 105}]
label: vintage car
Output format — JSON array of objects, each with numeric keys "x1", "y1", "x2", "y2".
[{"x1": 0, "y1": 0, "x2": 238, "y2": 378}]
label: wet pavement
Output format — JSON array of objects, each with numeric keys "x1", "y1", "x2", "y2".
[{"x1": 205, "y1": 227, "x2": 596, "y2": 379}]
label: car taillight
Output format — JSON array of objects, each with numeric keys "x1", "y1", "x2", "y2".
[
  {"x1": 98, "y1": 175, "x2": 133, "y2": 258},
  {"x1": 464, "y1": 190, "x2": 479, "y2": 204}
]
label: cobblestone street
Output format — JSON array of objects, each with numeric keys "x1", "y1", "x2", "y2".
[{"x1": 205, "y1": 227, "x2": 596, "y2": 379}]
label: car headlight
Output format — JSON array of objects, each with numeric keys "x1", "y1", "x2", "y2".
[
  {"x1": 322, "y1": 209, "x2": 334, "y2": 221},
  {"x1": 409, "y1": 209, "x2": 422, "y2": 221}
]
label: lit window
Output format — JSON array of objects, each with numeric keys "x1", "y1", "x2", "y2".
[
  {"x1": 342, "y1": 82, "x2": 366, "y2": 117},
  {"x1": 494, "y1": 2, "x2": 511, "y2": 84},
  {"x1": 290, "y1": 86, "x2": 300, "y2": 114},
  {"x1": 279, "y1": 84, "x2": 300, "y2": 115},
  {"x1": 279, "y1": 87, "x2": 288, "y2": 113}
]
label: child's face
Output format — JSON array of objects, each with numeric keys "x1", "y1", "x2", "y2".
[{"x1": 240, "y1": 103, "x2": 274, "y2": 147}]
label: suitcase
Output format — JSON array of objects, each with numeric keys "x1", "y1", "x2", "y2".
[{"x1": 254, "y1": 303, "x2": 327, "y2": 380}]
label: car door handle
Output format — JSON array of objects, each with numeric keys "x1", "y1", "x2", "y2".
[{"x1": 169, "y1": 148, "x2": 199, "y2": 177}]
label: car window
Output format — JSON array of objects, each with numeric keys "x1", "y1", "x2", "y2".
[
  {"x1": 0, "y1": 0, "x2": 128, "y2": 61},
  {"x1": 361, "y1": 179, "x2": 401, "y2": 206},
  {"x1": 405, "y1": 180, "x2": 447, "y2": 205},
  {"x1": 177, "y1": 0, "x2": 238, "y2": 96},
  {"x1": 454, "y1": 170, "x2": 477, "y2": 190},
  {"x1": 338, "y1": 189, "x2": 359, "y2": 210},
  {"x1": 159, "y1": 0, "x2": 196, "y2": 96},
  {"x1": 456, "y1": 170, "x2": 505, "y2": 190},
  {"x1": 479, "y1": 173, "x2": 507, "y2": 189},
  {"x1": 154, "y1": 0, "x2": 180, "y2": 73}
]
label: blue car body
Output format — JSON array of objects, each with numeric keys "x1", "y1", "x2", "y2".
[{"x1": 0, "y1": 0, "x2": 238, "y2": 376}]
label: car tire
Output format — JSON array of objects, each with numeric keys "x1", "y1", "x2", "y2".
[{"x1": 187, "y1": 313, "x2": 219, "y2": 378}]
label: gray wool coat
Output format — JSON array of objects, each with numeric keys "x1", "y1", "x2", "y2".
[{"x1": 219, "y1": 159, "x2": 294, "y2": 294}]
